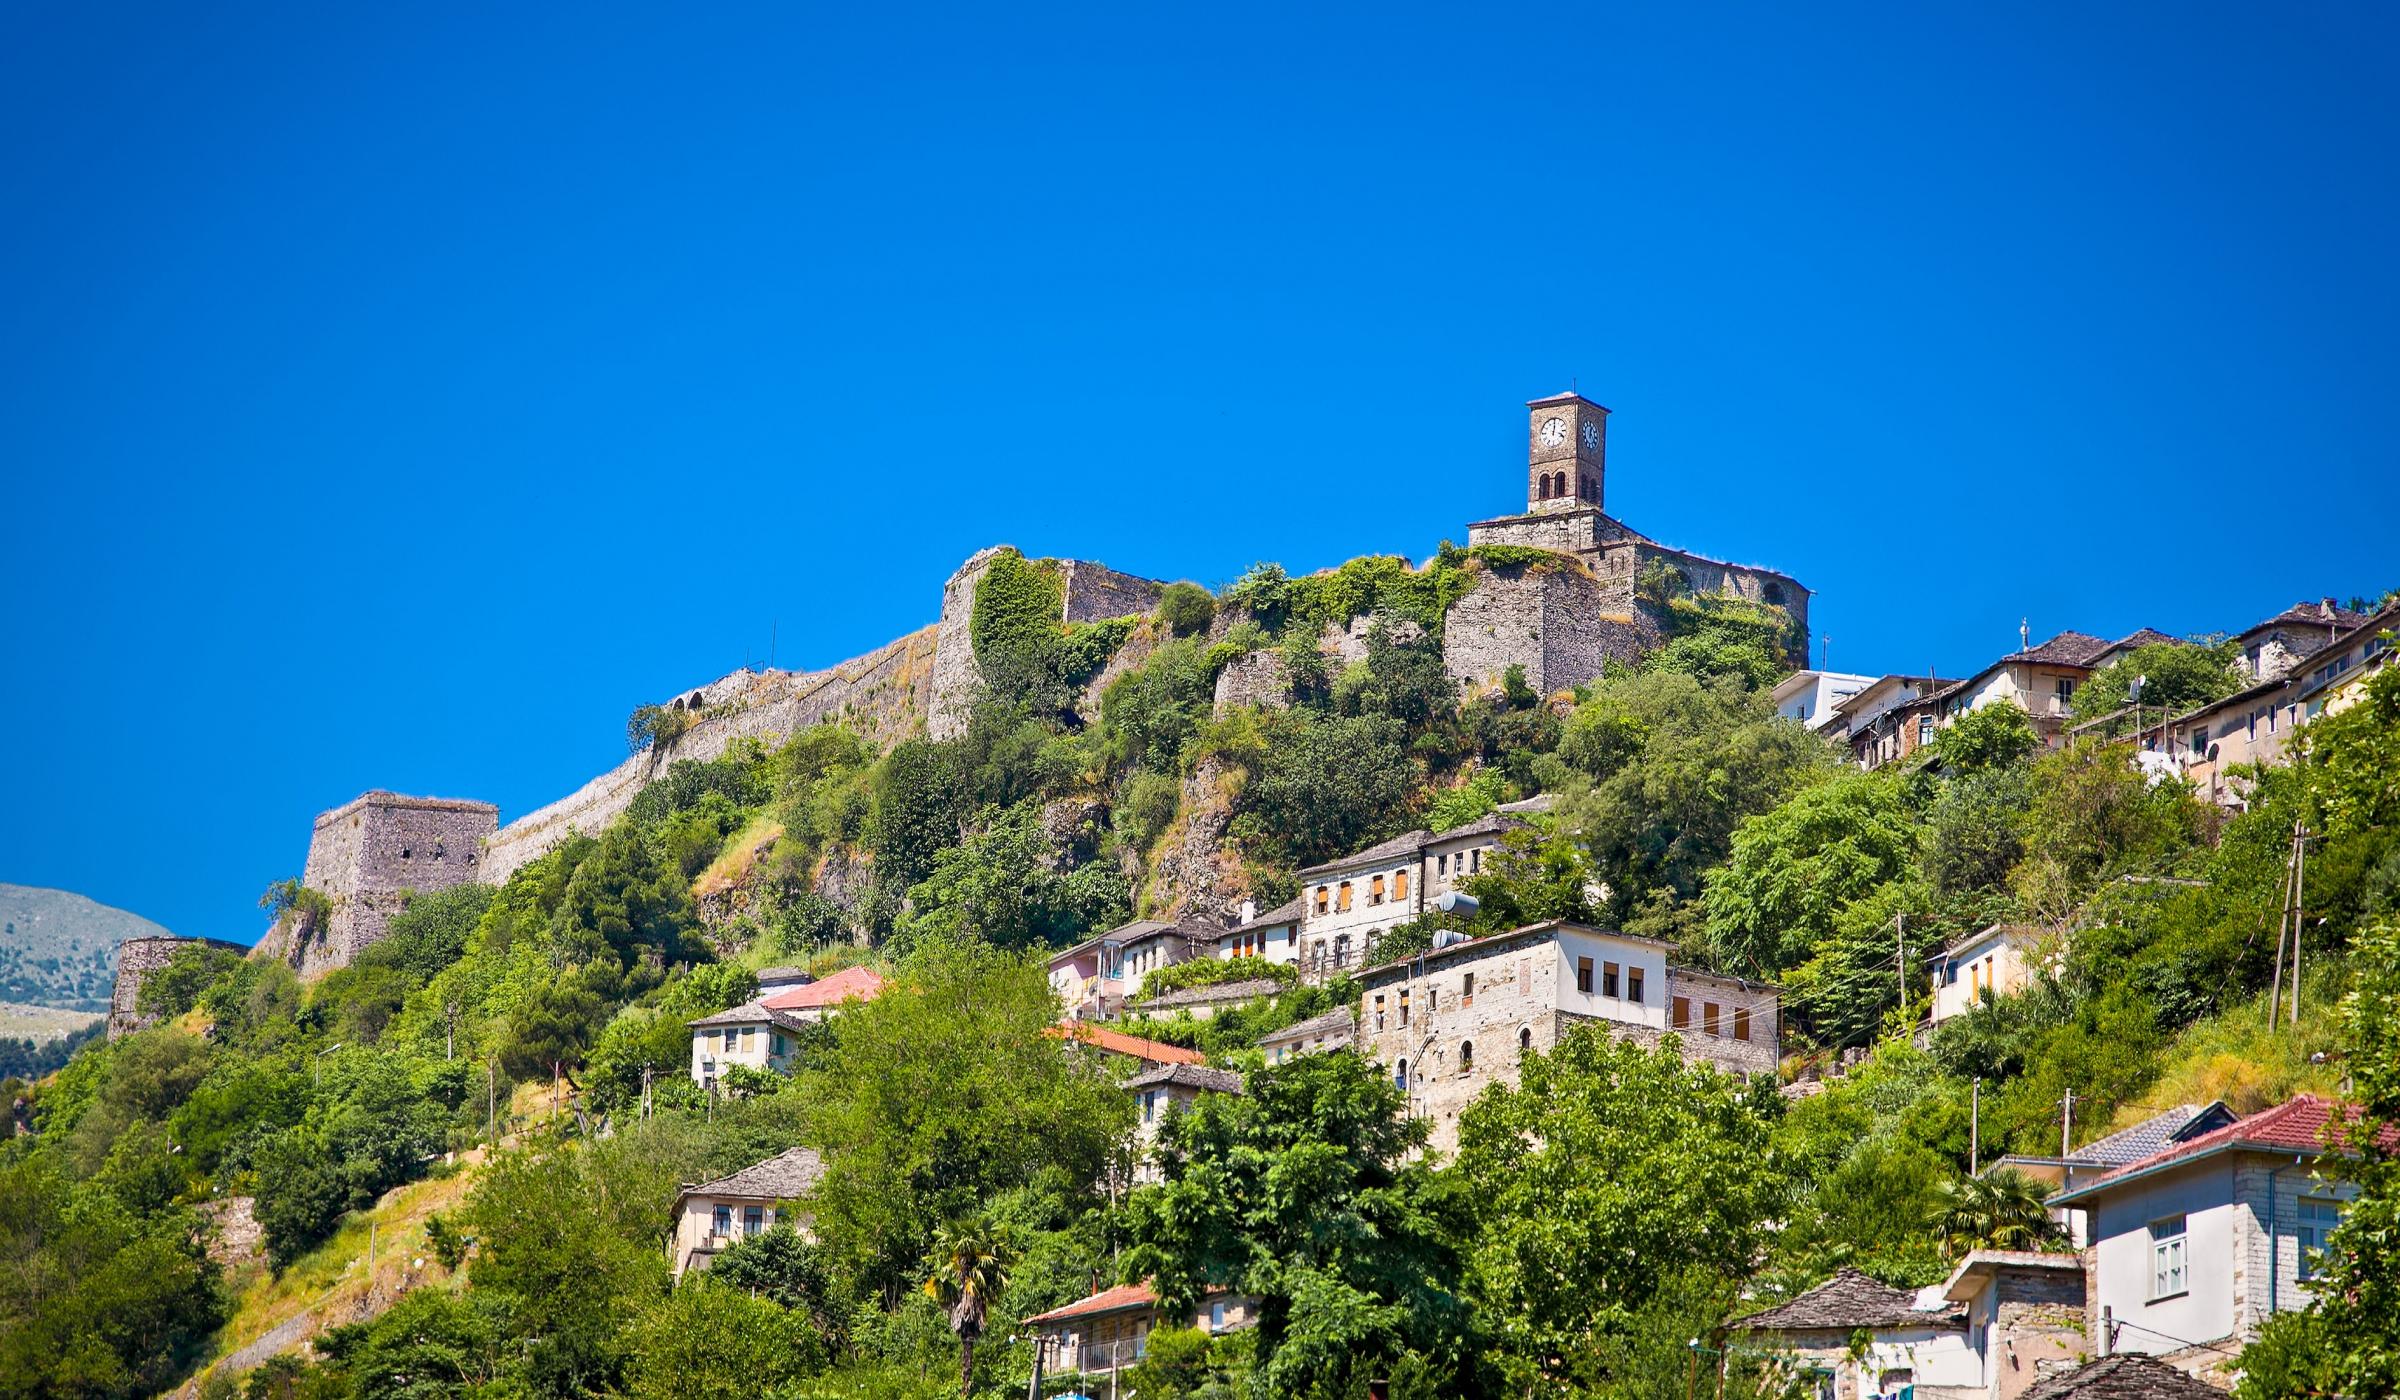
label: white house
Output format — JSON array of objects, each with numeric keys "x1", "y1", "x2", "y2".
[
  {"x1": 687, "y1": 1003, "x2": 809, "y2": 1090},
  {"x1": 1046, "y1": 919, "x2": 1214, "y2": 1021},
  {"x1": 1209, "y1": 897, "x2": 1302, "y2": 966},
  {"x1": 2049, "y1": 1095, "x2": 2376, "y2": 1383},
  {"x1": 1735, "y1": 1267, "x2": 1981, "y2": 1399},
  {"x1": 1987, "y1": 1103, "x2": 2238, "y2": 1247},
  {"x1": 1772, "y1": 669, "x2": 1877, "y2": 731},
  {"x1": 1929, "y1": 925, "x2": 2056, "y2": 1026},
  {"x1": 669, "y1": 1145, "x2": 823, "y2": 1277},
  {"x1": 1294, "y1": 811, "x2": 1524, "y2": 978}
]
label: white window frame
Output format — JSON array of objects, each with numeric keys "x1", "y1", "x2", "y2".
[{"x1": 2150, "y1": 1214, "x2": 2189, "y2": 1299}]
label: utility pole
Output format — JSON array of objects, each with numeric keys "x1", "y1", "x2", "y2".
[
  {"x1": 1896, "y1": 912, "x2": 1907, "y2": 1021},
  {"x1": 2270, "y1": 822, "x2": 2312, "y2": 1030},
  {"x1": 2289, "y1": 825, "x2": 2311, "y2": 1029},
  {"x1": 2062, "y1": 1087, "x2": 2075, "y2": 1158},
  {"x1": 1971, "y1": 1078, "x2": 1981, "y2": 1175},
  {"x1": 487, "y1": 1058, "x2": 497, "y2": 1147}
]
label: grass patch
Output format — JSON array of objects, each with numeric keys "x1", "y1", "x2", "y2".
[{"x1": 692, "y1": 814, "x2": 785, "y2": 899}]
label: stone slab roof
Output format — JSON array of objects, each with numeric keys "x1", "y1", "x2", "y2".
[
  {"x1": 1734, "y1": 1267, "x2": 1962, "y2": 1332},
  {"x1": 687, "y1": 1001, "x2": 813, "y2": 1033},
  {"x1": 2019, "y1": 1354, "x2": 2222, "y2": 1399},
  {"x1": 1124, "y1": 1063, "x2": 1245, "y2": 1095},
  {"x1": 1230, "y1": 897, "x2": 1306, "y2": 932},
  {"x1": 1136, "y1": 978, "x2": 1284, "y2": 1010},
  {"x1": 1300, "y1": 829, "x2": 1432, "y2": 879},
  {"x1": 1932, "y1": 632, "x2": 2114, "y2": 708},
  {"x1": 2066, "y1": 1103, "x2": 2234, "y2": 1168},
  {"x1": 1939, "y1": 1248, "x2": 2085, "y2": 1302},
  {"x1": 2242, "y1": 599, "x2": 2365, "y2": 637},
  {"x1": 1258, "y1": 1004, "x2": 1356, "y2": 1047},
  {"x1": 680, "y1": 1145, "x2": 824, "y2": 1202}
]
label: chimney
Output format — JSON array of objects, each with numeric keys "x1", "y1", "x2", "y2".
[
  {"x1": 1239, "y1": 899, "x2": 1257, "y2": 924},
  {"x1": 2323, "y1": 597, "x2": 2338, "y2": 618}
]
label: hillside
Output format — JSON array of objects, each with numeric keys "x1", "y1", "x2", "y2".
[{"x1": 0, "y1": 881, "x2": 169, "y2": 1010}]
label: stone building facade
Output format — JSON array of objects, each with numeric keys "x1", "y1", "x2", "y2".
[
  {"x1": 256, "y1": 792, "x2": 499, "y2": 978},
  {"x1": 1351, "y1": 920, "x2": 1781, "y2": 1157},
  {"x1": 107, "y1": 934, "x2": 250, "y2": 1039},
  {"x1": 1457, "y1": 392, "x2": 1809, "y2": 695}
]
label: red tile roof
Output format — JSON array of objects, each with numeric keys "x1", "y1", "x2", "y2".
[
  {"x1": 1048, "y1": 1021, "x2": 1207, "y2": 1065},
  {"x1": 760, "y1": 965, "x2": 885, "y2": 1012},
  {"x1": 2055, "y1": 1094, "x2": 2396, "y2": 1203},
  {"x1": 1023, "y1": 1281, "x2": 1158, "y2": 1325}
]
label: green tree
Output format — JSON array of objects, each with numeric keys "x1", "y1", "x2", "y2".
[
  {"x1": 1453, "y1": 1028, "x2": 1782, "y2": 1392},
  {"x1": 799, "y1": 940, "x2": 1128, "y2": 1294},
  {"x1": 1157, "y1": 581, "x2": 1218, "y2": 637},
  {"x1": 894, "y1": 801, "x2": 1129, "y2": 952},
  {"x1": 2074, "y1": 640, "x2": 2242, "y2": 730},
  {"x1": 1702, "y1": 771, "x2": 1919, "y2": 977},
  {"x1": 871, "y1": 739, "x2": 969, "y2": 891},
  {"x1": 1928, "y1": 702, "x2": 2040, "y2": 775},
  {"x1": 625, "y1": 1277, "x2": 826, "y2": 1400},
  {"x1": 1121, "y1": 1052, "x2": 1474, "y2": 1398},
  {"x1": 1235, "y1": 710, "x2": 1417, "y2": 869}
]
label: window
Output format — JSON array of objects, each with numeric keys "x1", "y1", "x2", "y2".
[
  {"x1": 1703, "y1": 1001, "x2": 1721, "y2": 1036},
  {"x1": 2151, "y1": 1215, "x2": 2189, "y2": 1298},
  {"x1": 1399, "y1": 988, "x2": 1411, "y2": 1027},
  {"x1": 1459, "y1": 1041, "x2": 1474, "y2": 1074},
  {"x1": 1395, "y1": 1058, "x2": 1409, "y2": 1091},
  {"x1": 1334, "y1": 933, "x2": 1350, "y2": 967},
  {"x1": 1602, "y1": 961, "x2": 1620, "y2": 998},
  {"x1": 1538, "y1": 474, "x2": 1552, "y2": 500},
  {"x1": 712, "y1": 1205, "x2": 732, "y2": 1237},
  {"x1": 1470, "y1": 848, "x2": 1482, "y2": 873},
  {"x1": 1462, "y1": 971, "x2": 1475, "y2": 1007},
  {"x1": 1338, "y1": 882, "x2": 1353, "y2": 912},
  {"x1": 1427, "y1": 986, "x2": 1438, "y2": 1012},
  {"x1": 771, "y1": 1033, "x2": 786, "y2": 1057},
  {"x1": 1734, "y1": 1008, "x2": 1751, "y2": 1041},
  {"x1": 1576, "y1": 957, "x2": 1594, "y2": 994},
  {"x1": 2298, "y1": 1197, "x2": 2344, "y2": 1280},
  {"x1": 1519, "y1": 1026, "x2": 1534, "y2": 1053},
  {"x1": 1210, "y1": 1301, "x2": 1227, "y2": 1332},
  {"x1": 1315, "y1": 886, "x2": 1330, "y2": 915},
  {"x1": 1369, "y1": 875, "x2": 1386, "y2": 906},
  {"x1": 743, "y1": 1205, "x2": 764, "y2": 1237},
  {"x1": 2056, "y1": 677, "x2": 2077, "y2": 704},
  {"x1": 1673, "y1": 996, "x2": 1691, "y2": 1029},
  {"x1": 741, "y1": 1026, "x2": 756, "y2": 1049},
  {"x1": 723, "y1": 1027, "x2": 739, "y2": 1051},
  {"x1": 1142, "y1": 1089, "x2": 1159, "y2": 1122},
  {"x1": 1627, "y1": 968, "x2": 1644, "y2": 1003},
  {"x1": 1438, "y1": 852, "x2": 1449, "y2": 876},
  {"x1": 1917, "y1": 714, "x2": 1935, "y2": 745},
  {"x1": 1394, "y1": 869, "x2": 1409, "y2": 901}
]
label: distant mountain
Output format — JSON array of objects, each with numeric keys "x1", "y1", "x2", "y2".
[{"x1": 0, "y1": 883, "x2": 172, "y2": 1011}]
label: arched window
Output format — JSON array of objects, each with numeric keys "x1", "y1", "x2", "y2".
[
  {"x1": 1395, "y1": 1058, "x2": 1409, "y2": 1091},
  {"x1": 1459, "y1": 1041, "x2": 1474, "y2": 1074},
  {"x1": 1537, "y1": 475, "x2": 1552, "y2": 500},
  {"x1": 1764, "y1": 582, "x2": 1786, "y2": 606},
  {"x1": 1518, "y1": 1026, "x2": 1534, "y2": 1053}
]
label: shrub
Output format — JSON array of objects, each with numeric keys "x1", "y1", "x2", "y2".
[{"x1": 1156, "y1": 582, "x2": 1217, "y2": 637}]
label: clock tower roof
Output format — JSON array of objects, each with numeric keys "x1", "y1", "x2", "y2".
[{"x1": 1527, "y1": 390, "x2": 1610, "y2": 411}]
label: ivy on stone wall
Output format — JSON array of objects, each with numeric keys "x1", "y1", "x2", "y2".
[{"x1": 968, "y1": 548, "x2": 1071, "y2": 710}]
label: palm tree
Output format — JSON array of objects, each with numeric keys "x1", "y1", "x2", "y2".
[
  {"x1": 922, "y1": 1215, "x2": 1014, "y2": 1398},
  {"x1": 1927, "y1": 1166, "x2": 2067, "y2": 1257}
]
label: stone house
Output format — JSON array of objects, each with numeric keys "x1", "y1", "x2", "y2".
[
  {"x1": 1295, "y1": 813, "x2": 1523, "y2": 979},
  {"x1": 1939, "y1": 1252, "x2": 2092, "y2": 1400},
  {"x1": 1257, "y1": 1004, "x2": 1355, "y2": 1064},
  {"x1": 1929, "y1": 632, "x2": 2117, "y2": 746},
  {"x1": 1834, "y1": 674, "x2": 1961, "y2": 770},
  {"x1": 687, "y1": 1002, "x2": 810, "y2": 1090},
  {"x1": 1350, "y1": 919, "x2": 1780, "y2": 1157},
  {"x1": 1024, "y1": 1280, "x2": 1258, "y2": 1385},
  {"x1": 1929, "y1": 925, "x2": 2058, "y2": 1027},
  {"x1": 2048, "y1": 1095, "x2": 2387, "y2": 1382},
  {"x1": 2169, "y1": 599, "x2": 2396, "y2": 807},
  {"x1": 2229, "y1": 600, "x2": 2362, "y2": 684},
  {"x1": 1774, "y1": 669, "x2": 1878, "y2": 731},
  {"x1": 1047, "y1": 918, "x2": 1214, "y2": 1020},
  {"x1": 1207, "y1": 897, "x2": 1303, "y2": 966},
  {"x1": 1126, "y1": 1062, "x2": 1244, "y2": 1183},
  {"x1": 669, "y1": 1145, "x2": 823, "y2": 1277},
  {"x1": 1734, "y1": 1267, "x2": 1979, "y2": 1399}
]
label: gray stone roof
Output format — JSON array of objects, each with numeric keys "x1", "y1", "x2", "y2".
[
  {"x1": 755, "y1": 966, "x2": 813, "y2": 983},
  {"x1": 1300, "y1": 828, "x2": 1432, "y2": 879},
  {"x1": 1230, "y1": 897, "x2": 1306, "y2": 932},
  {"x1": 682, "y1": 1146, "x2": 824, "y2": 1202},
  {"x1": 1124, "y1": 1063, "x2": 1245, "y2": 1095},
  {"x1": 1734, "y1": 1268, "x2": 1960, "y2": 1332},
  {"x1": 1257, "y1": 1004, "x2": 1355, "y2": 1047},
  {"x1": 1428, "y1": 811, "x2": 1520, "y2": 842},
  {"x1": 1136, "y1": 978, "x2": 1284, "y2": 1010},
  {"x1": 2068, "y1": 1102, "x2": 2235, "y2": 1168},
  {"x1": 2019, "y1": 1355, "x2": 2221, "y2": 1399},
  {"x1": 687, "y1": 1001, "x2": 811, "y2": 1033}
]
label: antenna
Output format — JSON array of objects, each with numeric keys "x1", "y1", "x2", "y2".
[{"x1": 2020, "y1": 617, "x2": 2031, "y2": 651}]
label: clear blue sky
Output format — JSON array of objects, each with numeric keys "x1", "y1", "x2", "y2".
[{"x1": 5, "y1": 4, "x2": 2396, "y2": 942}]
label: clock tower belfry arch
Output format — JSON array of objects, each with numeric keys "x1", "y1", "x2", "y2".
[{"x1": 1526, "y1": 391, "x2": 1608, "y2": 514}]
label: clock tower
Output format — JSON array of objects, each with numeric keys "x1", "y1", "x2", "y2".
[{"x1": 1526, "y1": 391, "x2": 1607, "y2": 514}]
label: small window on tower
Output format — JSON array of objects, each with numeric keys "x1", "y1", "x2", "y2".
[{"x1": 1537, "y1": 475, "x2": 1552, "y2": 500}]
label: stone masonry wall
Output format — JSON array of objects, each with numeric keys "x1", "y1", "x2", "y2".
[
  {"x1": 484, "y1": 625, "x2": 938, "y2": 881},
  {"x1": 1059, "y1": 560, "x2": 1165, "y2": 624},
  {"x1": 110, "y1": 935, "x2": 249, "y2": 1038},
  {"x1": 1443, "y1": 560, "x2": 1657, "y2": 697},
  {"x1": 929, "y1": 548, "x2": 1163, "y2": 740},
  {"x1": 261, "y1": 794, "x2": 499, "y2": 978}
]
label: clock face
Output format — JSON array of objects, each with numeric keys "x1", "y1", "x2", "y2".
[
  {"x1": 1539, "y1": 417, "x2": 1567, "y2": 447},
  {"x1": 1581, "y1": 421, "x2": 1601, "y2": 452}
]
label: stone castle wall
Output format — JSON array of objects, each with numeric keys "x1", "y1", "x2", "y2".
[
  {"x1": 928, "y1": 549, "x2": 1164, "y2": 740},
  {"x1": 259, "y1": 794, "x2": 499, "y2": 978},
  {"x1": 110, "y1": 934, "x2": 249, "y2": 1038},
  {"x1": 1442, "y1": 560, "x2": 1662, "y2": 697},
  {"x1": 483, "y1": 625, "x2": 938, "y2": 882}
]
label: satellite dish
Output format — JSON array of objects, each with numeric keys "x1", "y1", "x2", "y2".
[{"x1": 2129, "y1": 674, "x2": 2147, "y2": 702}]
